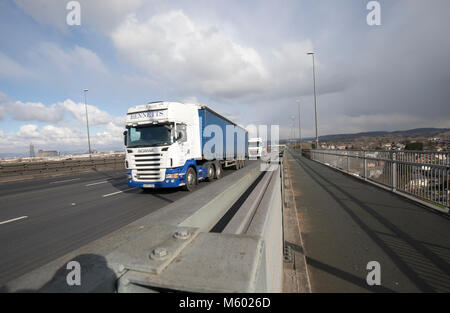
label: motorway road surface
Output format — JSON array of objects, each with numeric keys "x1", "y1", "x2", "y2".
[
  {"x1": 287, "y1": 151, "x2": 450, "y2": 292},
  {"x1": 0, "y1": 169, "x2": 233, "y2": 285}
]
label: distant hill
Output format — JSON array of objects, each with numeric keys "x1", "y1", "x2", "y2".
[
  {"x1": 0, "y1": 152, "x2": 27, "y2": 159},
  {"x1": 315, "y1": 128, "x2": 450, "y2": 141}
]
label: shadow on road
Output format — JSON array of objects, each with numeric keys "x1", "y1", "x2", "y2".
[
  {"x1": 0, "y1": 254, "x2": 117, "y2": 293},
  {"x1": 293, "y1": 155, "x2": 450, "y2": 292}
]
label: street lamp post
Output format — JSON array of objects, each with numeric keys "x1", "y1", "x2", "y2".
[
  {"x1": 291, "y1": 115, "x2": 295, "y2": 148},
  {"x1": 307, "y1": 51, "x2": 319, "y2": 149},
  {"x1": 83, "y1": 89, "x2": 92, "y2": 158},
  {"x1": 296, "y1": 99, "x2": 302, "y2": 154}
]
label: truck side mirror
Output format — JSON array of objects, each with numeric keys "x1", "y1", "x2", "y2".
[
  {"x1": 177, "y1": 132, "x2": 183, "y2": 141},
  {"x1": 123, "y1": 131, "x2": 127, "y2": 146}
]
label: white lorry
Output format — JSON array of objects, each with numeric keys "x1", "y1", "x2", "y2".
[
  {"x1": 248, "y1": 137, "x2": 265, "y2": 159},
  {"x1": 124, "y1": 101, "x2": 248, "y2": 191}
]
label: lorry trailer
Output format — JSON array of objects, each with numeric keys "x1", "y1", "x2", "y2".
[{"x1": 124, "y1": 101, "x2": 248, "y2": 191}]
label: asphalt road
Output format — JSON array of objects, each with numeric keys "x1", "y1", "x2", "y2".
[
  {"x1": 288, "y1": 151, "x2": 450, "y2": 293},
  {"x1": 0, "y1": 168, "x2": 234, "y2": 285}
]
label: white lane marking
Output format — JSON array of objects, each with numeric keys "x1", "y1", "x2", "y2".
[
  {"x1": 102, "y1": 188, "x2": 136, "y2": 198},
  {"x1": 50, "y1": 178, "x2": 80, "y2": 184},
  {"x1": 0, "y1": 216, "x2": 28, "y2": 225},
  {"x1": 85, "y1": 180, "x2": 108, "y2": 187}
]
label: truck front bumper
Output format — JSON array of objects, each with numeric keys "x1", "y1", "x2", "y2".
[
  {"x1": 127, "y1": 166, "x2": 188, "y2": 189},
  {"x1": 127, "y1": 177, "x2": 185, "y2": 189},
  {"x1": 127, "y1": 173, "x2": 186, "y2": 189}
]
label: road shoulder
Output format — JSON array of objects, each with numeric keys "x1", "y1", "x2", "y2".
[{"x1": 282, "y1": 153, "x2": 311, "y2": 293}]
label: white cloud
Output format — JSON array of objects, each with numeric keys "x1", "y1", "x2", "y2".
[
  {"x1": 0, "y1": 92, "x2": 125, "y2": 128},
  {"x1": 62, "y1": 99, "x2": 113, "y2": 126},
  {"x1": 17, "y1": 124, "x2": 40, "y2": 138},
  {"x1": 112, "y1": 116, "x2": 126, "y2": 128},
  {"x1": 40, "y1": 125, "x2": 82, "y2": 140},
  {"x1": 0, "y1": 92, "x2": 121, "y2": 126},
  {"x1": 111, "y1": 10, "x2": 349, "y2": 101},
  {"x1": 0, "y1": 91, "x2": 8, "y2": 102},
  {"x1": 0, "y1": 52, "x2": 35, "y2": 80},
  {"x1": 13, "y1": 0, "x2": 66, "y2": 30},
  {"x1": 32, "y1": 42, "x2": 108, "y2": 75},
  {"x1": 111, "y1": 11, "x2": 270, "y2": 98},
  {"x1": 14, "y1": 0, "x2": 143, "y2": 31},
  {"x1": 0, "y1": 43, "x2": 109, "y2": 89},
  {"x1": 0, "y1": 92, "x2": 125, "y2": 153},
  {"x1": 0, "y1": 92, "x2": 8, "y2": 120},
  {"x1": 268, "y1": 41, "x2": 315, "y2": 97},
  {"x1": 0, "y1": 107, "x2": 5, "y2": 120},
  {"x1": 181, "y1": 96, "x2": 200, "y2": 104},
  {"x1": 1, "y1": 123, "x2": 123, "y2": 153},
  {"x1": 6, "y1": 101, "x2": 65, "y2": 123}
]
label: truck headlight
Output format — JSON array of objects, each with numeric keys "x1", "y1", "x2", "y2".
[
  {"x1": 166, "y1": 173, "x2": 179, "y2": 179},
  {"x1": 127, "y1": 174, "x2": 132, "y2": 179}
]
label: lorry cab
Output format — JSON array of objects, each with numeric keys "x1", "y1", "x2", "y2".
[{"x1": 124, "y1": 101, "x2": 202, "y2": 190}]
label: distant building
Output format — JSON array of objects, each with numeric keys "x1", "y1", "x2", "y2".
[
  {"x1": 29, "y1": 143, "x2": 35, "y2": 158},
  {"x1": 429, "y1": 137, "x2": 441, "y2": 142},
  {"x1": 38, "y1": 150, "x2": 58, "y2": 157}
]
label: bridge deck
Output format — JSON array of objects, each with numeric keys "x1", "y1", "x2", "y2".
[{"x1": 287, "y1": 151, "x2": 450, "y2": 292}]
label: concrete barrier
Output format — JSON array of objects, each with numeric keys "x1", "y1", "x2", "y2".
[{"x1": 0, "y1": 157, "x2": 125, "y2": 183}]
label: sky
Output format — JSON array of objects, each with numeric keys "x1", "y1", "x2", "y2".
[{"x1": 0, "y1": 0, "x2": 449, "y2": 154}]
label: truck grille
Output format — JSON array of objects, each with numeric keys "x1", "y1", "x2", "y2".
[{"x1": 132, "y1": 153, "x2": 164, "y2": 182}]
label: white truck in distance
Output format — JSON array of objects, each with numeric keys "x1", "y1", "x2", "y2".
[
  {"x1": 248, "y1": 137, "x2": 265, "y2": 159},
  {"x1": 124, "y1": 101, "x2": 248, "y2": 191}
]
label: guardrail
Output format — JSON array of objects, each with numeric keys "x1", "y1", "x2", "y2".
[
  {"x1": 4, "y1": 158, "x2": 284, "y2": 293},
  {"x1": 0, "y1": 156, "x2": 125, "y2": 180},
  {"x1": 306, "y1": 149, "x2": 449, "y2": 213}
]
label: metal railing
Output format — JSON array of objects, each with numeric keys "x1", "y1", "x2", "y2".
[{"x1": 308, "y1": 149, "x2": 450, "y2": 213}]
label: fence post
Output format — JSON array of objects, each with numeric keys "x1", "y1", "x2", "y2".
[
  {"x1": 346, "y1": 151, "x2": 349, "y2": 172},
  {"x1": 392, "y1": 152, "x2": 397, "y2": 191},
  {"x1": 364, "y1": 151, "x2": 367, "y2": 181}
]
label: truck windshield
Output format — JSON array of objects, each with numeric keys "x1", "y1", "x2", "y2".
[{"x1": 127, "y1": 124, "x2": 173, "y2": 148}]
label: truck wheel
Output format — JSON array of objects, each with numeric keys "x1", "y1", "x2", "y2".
[
  {"x1": 183, "y1": 167, "x2": 197, "y2": 191},
  {"x1": 215, "y1": 163, "x2": 223, "y2": 179},
  {"x1": 206, "y1": 163, "x2": 215, "y2": 182}
]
